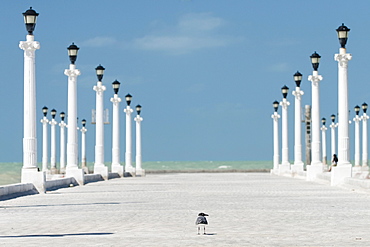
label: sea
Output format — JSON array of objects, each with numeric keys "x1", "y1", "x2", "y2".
[{"x1": 0, "y1": 161, "x2": 272, "y2": 186}]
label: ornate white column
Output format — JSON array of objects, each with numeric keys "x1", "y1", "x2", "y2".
[
  {"x1": 291, "y1": 72, "x2": 304, "y2": 173},
  {"x1": 20, "y1": 7, "x2": 45, "y2": 193},
  {"x1": 93, "y1": 65, "x2": 108, "y2": 179},
  {"x1": 321, "y1": 119, "x2": 327, "y2": 167},
  {"x1": 307, "y1": 52, "x2": 324, "y2": 181},
  {"x1": 353, "y1": 108, "x2": 361, "y2": 168},
  {"x1": 279, "y1": 86, "x2": 291, "y2": 174},
  {"x1": 80, "y1": 119, "x2": 88, "y2": 174},
  {"x1": 41, "y1": 108, "x2": 49, "y2": 172},
  {"x1": 329, "y1": 115, "x2": 338, "y2": 165},
  {"x1": 362, "y1": 104, "x2": 369, "y2": 170},
  {"x1": 111, "y1": 80, "x2": 124, "y2": 176},
  {"x1": 271, "y1": 101, "x2": 280, "y2": 172},
  {"x1": 59, "y1": 112, "x2": 67, "y2": 173},
  {"x1": 124, "y1": 94, "x2": 135, "y2": 176},
  {"x1": 135, "y1": 105, "x2": 145, "y2": 176},
  {"x1": 49, "y1": 110, "x2": 58, "y2": 174},
  {"x1": 65, "y1": 43, "x2": 84, "y2": 185},
  {"x1": 331, "y1": 24, "x2": 352, "y2": 185}
]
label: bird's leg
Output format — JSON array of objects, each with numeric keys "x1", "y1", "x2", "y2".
[
  {"x1": 197, "y1": 226, "x2": 200, "y2": 235},
  {"x1": 203, "y1": 226, "x2": 206, "y2": 235}
]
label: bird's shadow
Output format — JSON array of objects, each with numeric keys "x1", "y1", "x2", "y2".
[{"x1": 198, "y1": 233, "x2": 217, "y2": 236}]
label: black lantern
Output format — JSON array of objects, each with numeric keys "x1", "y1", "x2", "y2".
[
  {"x1": 273, "y1": 101, "x2": 279, "y2": 112},
  {"x1": 362, "y1": 102, "x2": 368, "y2": 114},
  {"x1": 112, "y1": 80, "x2": 120, "y2": 94},
  {"x1": 67, "y1": 43, "x2": 79, "y2": 64},
  {"x1": 355, "y1": 105, "x2": 360, "y2": 115},
  {"x1": 322, "y1": 118, "x2": 326, "y2": 126},
  {"x1": 136, "y1": 105, "x2": 142, "y2": 115},
  {"x1": 60, "y1": 112, "x2": 65, "y2": 121},
  {"x1": 281, "y1": 85, "x2": 289, "y2": 99},
  {"x1": 42, "y1": 106, "x2": 48, "y2": 117},
  {"x1": 336, "y1": 23, "x2": 350, "y2": 48},
  {"x1": 331, "y1": 114, "x2": 336, "y2": 123},
  {"x1": 81, "y1": 119, "x2": 86, "y2": 127},
  {"x1": 95, "y1": 64, "x2": 105, "y2": 81},
  {"x1": 310, "y1": 52, "x2": 321, "y2": 71},
  {"x1": 125, "y1": 94, "x2": 132, "y2": 106},
  {"x1": 23, "y1": 7, "x2": 39, "y2": 35},
  {"x1": 51, "y1": 109, "x2": 57, "y2": 119},
  {"x1": 293, "y1": 71, "x2": 302, "y2": 87}
]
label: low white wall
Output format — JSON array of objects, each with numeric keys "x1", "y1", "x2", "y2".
[
  {"x1": 0, "y1": 183, "x2": 37, "y2": 199},
  {"x1": 84, "y1": 174, "x2": 104, "y2": 184},
  {"x1": 45, "y1": 177, "x2": 78, "y2": 191}
]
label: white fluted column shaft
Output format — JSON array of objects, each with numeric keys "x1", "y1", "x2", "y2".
[
  {"x1": 280, "y1": 99, "x2": 290, "y2": 166},
  {"x1": 271, "y1": 112, "x2": 280, "y2": 170},
  {"x1": 64, "y1": 64, "x2": 81, "y2": 168},
  {"x1": 135, "y1": 115, "x2": 143, "y2": 171},
  {"x1": 335, "y1": 48, "x2": 352, "y2": 165},
  {"x1": 41, "y1": 117, "x2": 48, "y2": 171},
  {"x1": 111, "y1": 94, "x2": 121, "y2": 167},
  {"x1": 321, "y1": 125, "x2": 327, "y2": 165},
  {"x1": 93, "y1": 81, "x2": 106, "y2": 167},
  {"x1": 362, "y1": 114, "x2": 369, "y2": 167},
  {"x1": 292, "y1": 87, "x2": 304, "y2": 166},
  {"x1": 330, "y1": 122, "x2": 338, "y2": 164},
  {"x1": 20, "y1": 35, "x2": 40, "y2": 170},
  {"x1": 354, "y1": 115, "x2": 361, "y2": 167},
  {"x1": 59, "y1": 121, "x2": 66, "y2": 172},
  {"x1": 124, "y1": 106, "x2": 135, "y2": 172},
  {"x1": 50, "y1": 118, "x2": 57, "y2": 170},
  {"x1": 308, "y1": 71, "x2": 323, "y2": 166},
  {"x1": 81, "y1": 127, "x2": 87, "y2": 168}
]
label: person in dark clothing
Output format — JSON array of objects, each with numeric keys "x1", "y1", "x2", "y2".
[{"x1": 329, "y1": 154, "x2": 338, "y2": 172}]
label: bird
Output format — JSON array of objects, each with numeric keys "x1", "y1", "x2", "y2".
[{"x1": 196, "y1": 212, "x2": 209, "y2": 235}]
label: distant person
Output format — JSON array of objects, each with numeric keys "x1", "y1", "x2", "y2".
[
  {"x1": 196, "y1": 212, "x2": 208, "y2": 235},
  {"x1": 329, "y1": 154, "x2": 338, "y2": 172}
]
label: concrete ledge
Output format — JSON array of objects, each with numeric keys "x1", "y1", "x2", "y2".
[
  {"x1": 108, "y1": 172, "x2": 121, "y2": 179},
  {"x1": 0, "y1": 183, "x2": 38, "y2": 201},
  {"x1": 146, "y1": 169, "x2": 271, "y2": 174},
  {"x1": 45, "y1": 177, "x2": 78, "y2": 191},
  {"x1": 343, "y1": 177, "x2": 370, "y2": 190},
  {"x1": 84, "y1": 174, "x2": 104, "y2": 184},
  {"x1": 316, "y1": 172, "x2": 331, "y2": 182}
]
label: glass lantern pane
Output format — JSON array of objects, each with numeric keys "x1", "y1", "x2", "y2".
[{"x1": 25, "y1": 15, "x2": 36, "y2": 24}]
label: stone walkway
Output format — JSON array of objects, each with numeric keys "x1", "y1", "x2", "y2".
[{"x1": 1, "y1": 173, "x2": 370, "y2": 246}]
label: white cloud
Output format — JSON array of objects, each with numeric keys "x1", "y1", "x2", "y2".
[
  {"x1": 133, "y1": 13, "x2": 237, "y2": 54},
  {"x1": 81, "y1": 36, "x2": 117, "y2": 47}
]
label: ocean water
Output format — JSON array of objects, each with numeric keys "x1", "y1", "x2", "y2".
[{"x1": 0, "y1": 161, "x2": 272, "y2": 186}]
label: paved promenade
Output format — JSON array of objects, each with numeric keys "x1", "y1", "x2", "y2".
[{"x1": 1, "y1": 173, "x2": 370, "y2": 246}]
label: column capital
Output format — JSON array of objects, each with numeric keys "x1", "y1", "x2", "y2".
[
  {"x1": 330, "y1": 123, "x2": 338, "y2": 129},
  {"x1": 93, "y1": 84, "x2": 106, "y2": 93},
  {"x1": 59, "y1": 121, "x2": 67, "y2": 128},
  {"x1": 80, "y1": 127, "x2": 87, "y2": 133},
  {"x1": 308, "y1": 74, "x2": 323, "y2": 87},
  {"x1": 334, "y1": 53, "x2": 352, "y2": 68},
  {"x1": 19, "y1": 40, "x2": 40, "y2": 51},
  {"x1": 271, "y1": 112, "x2": 280, "y2": 120},
  {"x1": 280, "y1": 100, "x2": 290, "y2": 109},
  {"x1": 321, "y1": 125, "x2": 327, "y2": 131},
  {"x1": 40, "y1": 117, "x2": 49, "y2": 124},
  {"x1": 292, "y1": 87, "x2": 304, "y2": 100},
  {"x1": 49, "y1": 119, "x2": 58, "y2": 126},
  {"x1": 110, "y1": 95, "x2": 122, "y2": 104},
  {"x1": 124, "y1": 106, "x2": 134, "y2": 115},
  {"x1": 134, "y1": 115, "x2": 143, "y2": 123},
  {"x1": 64, "y1": 68, "x2": 81, "y2": 77},
  {"x1": 353, "y1": 115, "x2": 362, "y2": 123},
  {"x1": 361, "y1": 114, "x2": 369, "y2": 121}
]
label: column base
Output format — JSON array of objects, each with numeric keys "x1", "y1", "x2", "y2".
[
  {"x1": 111, "y1": 164, "x2": 124, "y2": 177},
  {"x1": 65, "y1": 168, "x2": 85, "y2": 185},
  {"x1": 21, "y1": 168, "x2": 46, "y2": 193},
  {"x1": 306, "y1": 164, "x2": 324, "y2": 181},
  {"x1": 94, "y1": 166, "x2": 109, "y2": 180},
  {"x1": 136, "y1": 169, "x2": 146, "y2": 177},
  {"x1": 362, "y1": 166, "x2": 369, "y2": 171},
  {"x1": 291, "y1": 163, "x2": 304, "y2": 173},
  {"x1": 125, "y1": 166, "x2": 136, "y2": 177},
  {"x1": 278, "y1": 164, "x2": 291, "y2": 175},
  {"x1": 331, "y1": 164, "x2": 352, "y2": 186}
]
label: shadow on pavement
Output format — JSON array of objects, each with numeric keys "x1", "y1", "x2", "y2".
[{"x1": 0, "y1": 232, "x2": 114, "y2": 238}]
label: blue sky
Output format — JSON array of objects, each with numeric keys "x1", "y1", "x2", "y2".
[{"x1": 0, "y1": 1, "x2": 369, "y2": 163}]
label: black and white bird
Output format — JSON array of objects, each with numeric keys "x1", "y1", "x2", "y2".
[{"x1": 196, "y1": 212, "x2": 209, "y2": 235}]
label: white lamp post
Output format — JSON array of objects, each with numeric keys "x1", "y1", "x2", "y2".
[
  {"x1": 279, "y1": 85, "x2": 291, "y2": 174},
  {"x1": 93, "y1": 65, "x2": 108, "y2": 180},
  {"x1": 124, "y1": 94, "x2": 135, "y2": 176},
  {"x1": 271, "y1": 101, "x2": 280, "y2": 172},
  {"x1": 306, "y1": 52, "x2": 324, "y2": 181},
  {"x1": 80, "y1": 119, "x2": 88, "y2": 174},
  {"x1": 135, "y1": 105, "x2": 145, "y2": 176},
  {"x1": 330, "y1": 114, "x2": 338, "y2": 165},
  {"x1": 20, "y1": 7, "x2": 45, "y2": 192},
  {"x1": 353, "y1": 106, "x2": 361, "y2": 169},
  {"x1": 65, "y1": 43, "x2": 84, "y2": 185},
  {"x1": 49, "y1": 109, "x2": 58, "y2": 174},
  {"x1": 291, "y1": 71, "x2": 304, "y2": 173},
  {"x1": 362, "y1": 103, "x2": 369, "y2": 170},
  {"x1": 41, "y1": 106, "x2": 49, "y2": 172},
  {"x1": 111, "y1": 80, "x2": 124, "y2": 176},
  {"x1": 332, "y1": 23, "x2": 352, "y2": 185},
  {"x1": 321, "y1": 118, "x2": 328, "y2": 167},
  {"x1": 59, "y1": 112, "x2": 66, "y2": 173}
]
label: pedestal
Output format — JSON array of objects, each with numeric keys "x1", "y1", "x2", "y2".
[
  {"x1": 66, "y1": 168, "x2": 85, "y2": 185},
  {"x1": 331, "y1": 164, "x2": 352, "y2": 186},
  {"x1": 291, "y1": 163, "x2": 304, "y2": 173},
  {"x1": 124, "y1": 166, "x2": 136, "y2": 177},
  {"x1": 306, "y1": 165, "x2": 324, "y2": 181},
  {"x1": 21, "y1": 168, "x2": 46, "y2": 193},
  {"x1": 136, "y1": 169, "x2": 146, "y2": 177},
  {"x1": 111, "y1": 165, "x2": 124, "y2": 177},
  {"x1": 94, "y1": 166, "x2": 109, "y2": 180},
  {"x1": 278, "y1": 164, "x2": 290, "y2": 175}
]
